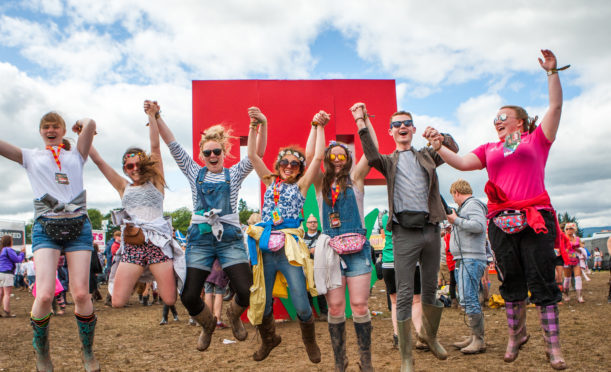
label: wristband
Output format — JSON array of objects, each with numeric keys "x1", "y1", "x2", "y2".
[
  {"x1": 547, "y1": 64, "x2": 570, "y2": 76},
  {"x1": 311, "y1": 121, "x2": 318, "y2": 127}
]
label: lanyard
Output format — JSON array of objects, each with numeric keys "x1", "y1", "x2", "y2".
[
  {"x1": 273, "y1": 178, "x2": 283, "y2": 206},
  {"x1": 330, "y1": 184, "x2": 341, "y2": 208},
  {"x1": 46, "y1": 143, "x2": 65, "y2": 171}
]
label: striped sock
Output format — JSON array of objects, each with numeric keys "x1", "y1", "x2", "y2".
[
  {"x1": 75, "y1": 312, "x2": 96, "y2": 323},
  {"x1": 31, "y1": 312, "x2": 52, "y2": 328}
]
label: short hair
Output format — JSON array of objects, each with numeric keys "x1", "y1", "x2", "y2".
[
  {"x1": 113, "y1": 230, "x2": 122, "y2": 238},
  {"x1": 450, "y1": 179, "x2": 473, "y2": 195},
  {"x1": 390, "y1": 110, "x2": 413, "y2": 124},
  {"x1": 1, "y1": 235, "x2": 13, "y2": 248}
]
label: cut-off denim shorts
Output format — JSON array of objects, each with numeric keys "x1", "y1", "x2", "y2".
[{"x1": 32, "y1": 217, "x2": 93, "y2": 253}]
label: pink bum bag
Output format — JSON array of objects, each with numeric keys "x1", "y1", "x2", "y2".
[
  {"x1": 329, "y1": 233, "x2": 366, "y2": 255},
  {"x1": 267, "y1": 231, "x2": 286, "y2": 252}
]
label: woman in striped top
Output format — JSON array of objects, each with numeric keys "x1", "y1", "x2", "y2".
[{"x1": 154, "y1": 102, "x2": 267, "y2": 353}]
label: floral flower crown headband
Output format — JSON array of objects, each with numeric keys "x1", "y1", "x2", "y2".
[
  {"x1": 277, "y1": 150, "x2": 306, "y2": 166},
  {"x1": 326, "y1": 141, "x2": 351, "y2": 155},
  {"x1": 123, "y1": 151, "x2": 145, "y2": 164}
]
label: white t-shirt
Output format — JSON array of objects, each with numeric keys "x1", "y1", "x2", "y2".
[
  {"x1": 25, "y1": 261, "x2": 35, "y2": 276},
  {"x1": 21, "y1": 147, "x2": 86, "y2": 202}
]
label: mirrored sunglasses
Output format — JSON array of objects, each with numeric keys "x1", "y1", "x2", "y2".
[
  {"x1": 329, "y1": 153, "x2": 347, "y2": 161},
  {"x1": 493, "y1": 113, "x2": 516, "y2": 124},
  {"x1": 202, "y1": 148, "x2": 223, "y2": 157},
  {"x1": 390, "y1": 119, "x2": 413, "y2": 129},
  {"x1": 278, "y1": 159, "x2": 301, "y2": 168}
]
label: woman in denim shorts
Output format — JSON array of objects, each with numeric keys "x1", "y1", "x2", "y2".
[
  {"x1": 85, "y1": 101, "x2": 182, "y2": 309},
  {"x1": 307, "y1": 105, "x2": 379, "y2": 371},
  {"x1": 155, "y1": 104, "x2": 268, "y2": 353},
  {"x1": 0, "y1": 112, "x2": 99, "y2": 371}
]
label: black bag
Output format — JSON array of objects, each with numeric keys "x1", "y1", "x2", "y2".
[
  {"x1": 90, "y1": 252, "x2": 103, "y2": 274},
  {"x1": 375, "y1": 258, "x2": 384, "y2": 280},
  {"x1": 395, "y1": 210, "x2": 428, "y2": 229},
  {"x1": 39, "y1": 216, "x2": 86, "y2": 242}
]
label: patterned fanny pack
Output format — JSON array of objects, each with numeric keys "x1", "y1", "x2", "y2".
[
  {"x1": 39, "y1": 215, "x2": 86, "y2": 242},
  {"x1": 264, "y1": 231, "x2": 286, "y2": 252},
  {"x1": 329, "y1": 233, "x2": 366, "y2": 255},
  {"x1": 493, "y1": 210, "x2": 527, "y2": 234}
]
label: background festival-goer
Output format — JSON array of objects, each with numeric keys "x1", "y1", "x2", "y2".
[
  {"x1": 303, "y1": 214, "x2": 328, "y2": 321},
  {"x1": 0, "y1": 112, "x2": 99, "y2": 371},
  {"x1": 0, "y1": 235, "x2": 26, "y2": 317},
  {"x1": 156, "y1": 102, "x2": 267, "y2": 352},
  {"x1": 204, "y1": 259, "x2": 229, "y2": 329},
  {"x1": 592, "y1": 247, "x2": 603, "y2": 272},
  {"x1": 247, "y1": 111, "x2": 324, "y2": 364},
  {"x1": 446, "y1": 179, "x2": 488, "y2": 354},
  {"x1": 563, "y1": 223, "x2": 583, "y2": 303},
  {"x1": 442, "y1": 224, "x2": 458, "y2": 308},
  {"x1": 429, "y1": 49, "x2": 567, "y2": 370}
]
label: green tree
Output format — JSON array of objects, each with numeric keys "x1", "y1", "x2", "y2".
[
  {"x1": 25, "y1": 220, "x2": 33, "y2": 245},
  {"x1": 238, "y1": 198, "x2": 257, "y2": 225},
  {"x1": 87, "y1": 208, "x2": 103, "y2": 230},
  {"x1": 167, "y1": 207, "x2": 192, "y2": 235},
  {"x1": 558, "y1": 211, "x2": 583, "y2": 237}
]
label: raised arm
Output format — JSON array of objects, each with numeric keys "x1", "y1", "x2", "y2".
[
  {"x1": 0, "y1": 140, "x2": 23, "y2": 165},
  {"x1": 247, "y1": 107, "x2": 268, "y2": 158},
  {"x1": 538, "y1": 49, "x2": 563, "y2": 142},
  {"x1": 76, "y1": 118, "x2": 96, "y2": 160},
  {"x1": 299, "y1": 123, "x2": 325, "y2": 196},
  {"x1": 247, "y1": 113, "x2": 274, "y2": 187},
  {"x1": 350, "y1": 103, "x2": 378, "y2": 188},
  {"x1": 145, "y1": 100, "x2": 176, "y2": 145},
  {"x1": 355, "y1": 104, "x2": 386, "y2": 175},
  {"x1": 309, "y1": 111, "x2": 329, "y2": 191},
  {"x1": 144, "y1": 101, "x2": 164, "y2": 193}
]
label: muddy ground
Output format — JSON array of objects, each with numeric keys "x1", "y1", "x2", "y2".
[{"x1": 1, "y1": 271, "x2": 609, "y2": 371}]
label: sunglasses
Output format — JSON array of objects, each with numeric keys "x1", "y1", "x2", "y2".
[
  {"x1": 278, "y1": 159, "x2": 301, "y2": 168},
  {"x1": 124, "y1": 163, "x2": 139, "y2": 170},
  {"x1": 390, "y1": 119, "x2": 413, "y2": 129},
  {"x1": 329, "y1": 153, "x2": 347, "y2": 161},
  {"x1": 493, "y1": 113, "x2": 517, "y2": 124},
  {"x1": 202, "y1": 148, "x2": 223, "y2": 157}
]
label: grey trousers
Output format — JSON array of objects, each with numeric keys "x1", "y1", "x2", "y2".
[{"x1": 392, "y1": 223, "x2": 440, "y2": 321}]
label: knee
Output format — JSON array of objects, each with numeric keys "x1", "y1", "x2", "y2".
[
  {"x1": 161, "y1": 293, "x2": 176, "y2": 306},
  {"x1": 327, "y1": 304, "x2": 344, "y2": 317},
  {"x1": 112, "y1": 297, "x2": 127, "y2": 308},
  {"x1": 71, "y1": 290, "x2": 91, "y2": 305},
  {"x1": 350, "y1": 302, "x2": 369, "y2": 317},
  {"x1": 180, "y1": 291, "x2": 201, "y2": 312},
  {"x1": 36, "y1": 292, "x2": 55, "y2": 307}
]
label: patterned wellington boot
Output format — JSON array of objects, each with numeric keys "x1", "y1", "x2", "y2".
[
  {"x1": 31, "y1": 316, "x2": 53, "y2": 372},
  {"x1": 76, "y1": 314, "x2": 100, "y2": 372},
  {"x1": 538, "y1": 304, "x2": 567, "y2": 370},
  {"x1": 503, "y1": 301, "x2": 530, "y2": 362}
]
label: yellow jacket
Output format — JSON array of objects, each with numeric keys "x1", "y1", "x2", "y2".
[{"x1": 246, "y1": 225, "x2": 317, "y2": 325}]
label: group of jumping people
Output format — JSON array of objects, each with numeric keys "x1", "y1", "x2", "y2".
[{"x1": 0, "y1": 49, "x2": 569, "y2": 371}]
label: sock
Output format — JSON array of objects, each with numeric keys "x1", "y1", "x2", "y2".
[
  {"x1": 31, "y1": 312, "x2": 52, "y2": 327},
  {"x1": 328, "y1": 313, "x2": 346, "y2": 324},
  {"x1": 353, "y1": 310, "x2": 372, "y2": 324},
  {"x1": 75, "y1": 312, "x2": 96, "y2": 323},
  {"x1": 574, "y1": 276, "x2": 582, "y2": 291},
  {"x1": 563, "y1": 277, "x2": 570, "y2": 291}
]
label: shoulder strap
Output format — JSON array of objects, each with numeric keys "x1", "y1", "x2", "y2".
[{"x1": 224, "y1": 168, "x2": 231, "y2": 183}]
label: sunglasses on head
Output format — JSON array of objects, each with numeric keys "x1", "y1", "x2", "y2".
[
  {"x1": 278, "y1": 159, "x2": 301, "y2": 168},
  {"x1": 329, "y1": 153, "x2": 346, "y2": 161},
  {"x1": 390, "y1": 119, "x2": 413, "y2": 129},
  {"x1": 124, "y1": 163, "x2": 139, "y2": 170},
  {"x1": 493, "y1": 113, "x2": 516, "y2": 124},
  {"x1": 202, "y1": 148, "x2": 223, "y2": 157}
]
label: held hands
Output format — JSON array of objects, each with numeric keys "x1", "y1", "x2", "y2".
[
  {"x1": 538, "y1": 49, "x2": 557, "y2": 72},
  {"x1": 144, "y1": 100, "x2": 161, "y2": 118},
  {"x1": 248, "y1": 107, "x2": 267, "y2": 125},
  {"x1": 312, "y1": 110, "x2": 330, "y2": 127},
  {"x1": 72, "y1": 119, "x2": 97, "y2": 135},
  {"x1": 349, "y1": 102, "x2": 367, "y2": 123},
  {"x1": 422, "y1": 126, "x2": 444, "y2": 151}
]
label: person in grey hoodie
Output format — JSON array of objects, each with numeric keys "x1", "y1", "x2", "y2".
[{"x1": 446, "y1": 179, "x2": 488, "y2": 354}]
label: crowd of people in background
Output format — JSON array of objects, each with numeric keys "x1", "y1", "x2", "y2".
[{"x1": 2, "y1": 48, "x2": 611, "y2": 372}]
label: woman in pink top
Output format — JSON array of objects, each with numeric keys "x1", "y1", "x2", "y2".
[
  {"x1": 424, "y1": 50, "x2": 567, "y2": 370},
  {"x1": 562, "y1": 223, "x2": 584, "y2": 303}
]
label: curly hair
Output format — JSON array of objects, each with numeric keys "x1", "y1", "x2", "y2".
[
  {"x1": 122, "y1": 147, "x2": 166, "y2": 188},
  {"x1": 1, "y1": 235, "x2": 13, "y2": 248},
  {"x1": 198, "y1": 124, "x2": 236, "y2": 162},
  {"x1": 322, "y1": 142, "x2": 353, "y2": 206},
  {"x1": 39, "y1": 112, "x2": 71, "y2": 150},
  {"x1": 500, "y1": 105, "x2": 538, "y2": 134},
  {"x1": 264, "y1": 145, "x2": 306, "y2": 184}
]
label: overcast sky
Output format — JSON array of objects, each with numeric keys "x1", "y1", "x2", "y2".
[{"x1": 1, "y1": 1, "x2": 610, "y2": 227}]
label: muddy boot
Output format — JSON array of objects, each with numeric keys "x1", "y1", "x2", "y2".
[
  {"x1": 31, "y1": 314, "x2": 53, "y2": 372},
  {"x1": 328, "y1": 320, "x2": 348, "y2": 371},
  {"x1": 142, "y1": 295, "x2": 150, "y2": 306},
  {"x1": 562, "y1": 286, "x2": 570, "y2": 303},
  {"x1": 417, "y1": 302, "x2": 447, "y2": 360},
  {"x1": 397, "y1": 320, "x2": 413, "y2": 372},
  {"x1": 104, "y1": 293, "x2": 112, "y2": 307},
  {"x1": 299, "y1": 316, "x2": 321, "y2": 363},
  {"x1": 138, "y1": 294, "x2": 143, "y2": 304},
  {"x1": 538, "y1": 304, "x2": 567, "y2": 370},
  {"x1": 461, "y1": 313, "x2": 486, "y2": 354},
  {"x1": 453, "y1": 335, "x2": 473, "y2": 349},
  {"x1": 354, "y1": 318, "x2": 373, "y2": 371},
  {"x1": 192, "y1": 305, "x2": 216, "y2": 351},
  {"x1": 76, "y1": 314, "x2": 100, "y2": 372},
  {"x1": 253, "y1": 313, "x2": 281, "y2": 361},
  {"x1": 225, "y1": 298, "x2": 248, "y2": 341},
  {"x1": 503, "y1": 301, "x2": 530, "y2": 362}
]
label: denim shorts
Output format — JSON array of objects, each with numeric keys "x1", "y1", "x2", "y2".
[
  {"x1": 204, "y1": 282, "x2": 226, "y2": 295},
  {"x1": 32, "y1": 217, "x2": 93, "y2": 253},
  {"x1": 185, "y1": 228, "x2": 249, "y2": 271},
  {"x1": 339, "y1": 243, "x2": 372, "y2": 277}
]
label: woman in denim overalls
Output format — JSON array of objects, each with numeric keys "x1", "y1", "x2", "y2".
[
  {"x1": 307, "y1": 105, "x2": 379, "y2": 371},
  {"x1": 247, "y1": 111, "x2": 326, "y2": 364},
  {"x1": 154, "y1": 103, "x2": 268, "y2": 353}
]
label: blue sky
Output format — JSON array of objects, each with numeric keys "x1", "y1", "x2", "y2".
[{"x1": 0, "y1": 1, "x2": 610, "y2": 227}]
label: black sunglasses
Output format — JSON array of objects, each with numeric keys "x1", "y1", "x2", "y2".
[
  {"x1": 278, "y1": 159, "x2": 301, "y2": 168},
  {"x1": 390, "y1": 119, "x2": 413, "y2": 129},
  {"x1": 202, "y1": 148, "x2": 223, "y2": 157}
]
